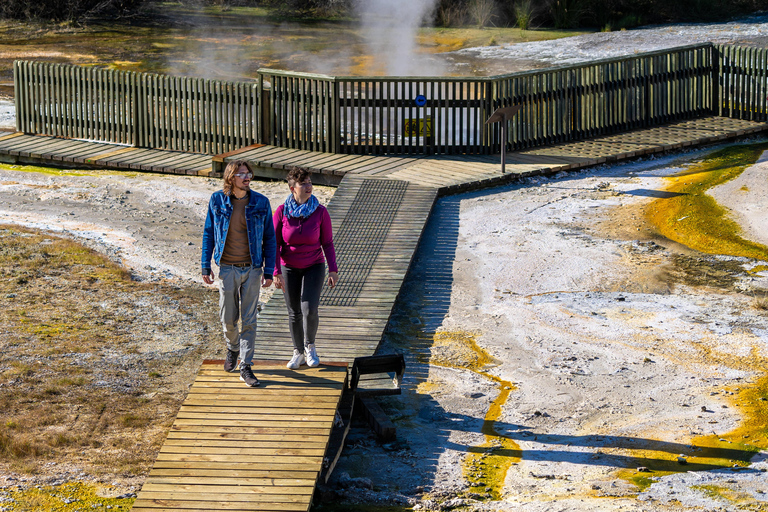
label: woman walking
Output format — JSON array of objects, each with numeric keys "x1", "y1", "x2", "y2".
[{"x1": 274, "y1": 167, "x2": 338, "y2": 369}]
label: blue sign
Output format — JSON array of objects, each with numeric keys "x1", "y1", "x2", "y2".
[{"x1": 415, "y1": 95, "x2": 427, "y2": 107}]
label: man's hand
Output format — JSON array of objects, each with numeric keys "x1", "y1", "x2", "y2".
[
  {"x1": 262, "y1": 276, "x2": 273, "y2": 288},
  {"x1": 203, "y1": 271, "x2": 214, "y2": 285}
]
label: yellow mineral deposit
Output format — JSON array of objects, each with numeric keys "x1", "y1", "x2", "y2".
[
  {"x1": 614, "y1": 143, "x2": 768, "y2": 491},
  {"x1": 427, "y1": 330, "x2": 520, "y2": 500},
  {"x1": 644, "y1": 142, "x2": 768, "y2": 261}
]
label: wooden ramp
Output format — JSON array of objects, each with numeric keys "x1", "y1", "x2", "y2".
[{"x1": 132, "y1": 362, "x2": 348, "y2": 512}]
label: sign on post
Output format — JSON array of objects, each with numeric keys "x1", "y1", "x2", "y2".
[
  {"x1": 485, "y1": 105, "x2": 521, "y2": 174},
  {"x1": 404, "y1": 116, "x2": 433, "y2": 137}
]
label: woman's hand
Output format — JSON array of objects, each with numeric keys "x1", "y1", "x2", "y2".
[
  {"x1": 273, "y1": 274, "x2": 283, "y2": 290},
  {"x1": 327, "y1": 272, "x2": 338, "y2": 288}
]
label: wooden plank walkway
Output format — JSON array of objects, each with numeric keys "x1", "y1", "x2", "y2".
[
  {"x1": 132, "y1": 362, "x2": 348, "y2": 512},
  {"x1": 0, "y1": 132, "x2": 214, "y2": 176},
  {"x1": 253, "y1": 175, "x2": 438, "y2": 362},
  {"x1": 133, "y1": 175, "x2": 437, "y2": 511},
  {"x1": 2, "y1": 116, "x2": 766, "y2": 188}
]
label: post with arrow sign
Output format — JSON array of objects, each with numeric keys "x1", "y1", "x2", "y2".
[{"x1": 485, "y1": 105, "x2": 521, "y2": 174}]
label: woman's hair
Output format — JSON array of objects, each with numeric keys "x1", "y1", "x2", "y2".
[
  {"x1": 222, "y1": 160, "x2": 253, "y2": 196},
  {"x1": 286, "y1": 166, "x2": 311, "y2": 188}
]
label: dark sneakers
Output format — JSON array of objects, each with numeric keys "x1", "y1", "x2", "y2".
[
  {"x1": 239, "y1": 365, "x2": 260, "y2": 387},
  {"x1": 224, "y1": 350, "x2": 239, "y2": 372}
]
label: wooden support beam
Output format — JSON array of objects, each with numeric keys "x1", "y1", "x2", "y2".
[{"x1": 358, "y1": 396, "x2": 396, "y2": 441}]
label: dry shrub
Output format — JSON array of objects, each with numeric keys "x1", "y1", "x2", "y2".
[
  {"x1": 0, "y1": 429, "x2": 49, "y2": 458},
  {"x1": 468, "y1": 0, "x2": 497, "y2": 27},
  {"x1": 119, "y1": 413, "x2": 150, "y2": 428},
  {"x1": 753, "y1": 293, "x2": 768, "y2": 312},
  {"x1": 0, "y1": 0, "x2": 143, "y2": 22},
  {"x1": 434, "y1": 0, "x2": 468, "y2": 27},
  {"x1": 3, "y1": 361, "x2": 33, "y2": 380}
]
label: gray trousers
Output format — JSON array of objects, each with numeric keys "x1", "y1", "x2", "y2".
[
  {"x1": 281, "y1": 263, "x2": 325, "y2": 352},
  {"x1": 218, "y1": 265, "x2": 262, "y2": 367}
]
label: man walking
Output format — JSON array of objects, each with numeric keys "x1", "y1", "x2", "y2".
[{"x1": 202, "y1": 160, "x2": 275, "y2": 387}]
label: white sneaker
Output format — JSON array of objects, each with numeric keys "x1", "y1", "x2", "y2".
[
  {"x1": 287, "y1": 350, "x2": 305, "y2": 370},
  {"x1": 305, "y1": 344, "x2": 320, "y2": 367}
]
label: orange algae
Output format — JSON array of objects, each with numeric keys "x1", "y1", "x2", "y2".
[{"x1": 427, "y1": 330, "x2": 520, "y2": 501}]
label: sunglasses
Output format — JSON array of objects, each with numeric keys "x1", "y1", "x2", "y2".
[{"x1": 234, "y1": 172, "x2": 253, "y2": 179}]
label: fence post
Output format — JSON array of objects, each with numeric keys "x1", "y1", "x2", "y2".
[
  {"x1": 258, "y1": 72, "x2": 271, "y2": 145},
  {"x1": 332, "y1": 79, "x2": 341, "y2": 154},
  {"x1": 13, "y1": 61, "x2": 22, "y2": 132},
  {"x1": 711, "y1": 44, "x2": 720, "y2": 117},
  {"x1": 482, "y1": 80, "x2": 493, "y2": 154}
]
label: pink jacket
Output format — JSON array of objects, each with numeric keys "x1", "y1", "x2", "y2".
[{"x1": 273, "y1": 204, "x2": 338, "y2": 275}]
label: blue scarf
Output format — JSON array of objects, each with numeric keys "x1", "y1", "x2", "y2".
[{"x1": 284, "y1": 194, "x2": 319, "y2": 219}]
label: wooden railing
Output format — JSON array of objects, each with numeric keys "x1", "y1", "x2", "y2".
[
  {"x1": 490, "y1": 44, "x2": 713, "y2": 152},
  {"x1": 14, "y1": 61, "x2": 261, "y2": 155},
  {"x1": 258, "y1": 44, "x2": 716, "y2": 155},
  {"x1": 13, "y1": 43, "x2": 767, "y2": 157},
  {"x1": 715, "y1": 44, "x2": 768, "y2": 121}
]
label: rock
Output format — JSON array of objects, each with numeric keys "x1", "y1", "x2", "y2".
[
  {"x1": 337, "y1": 472, "x2": 373, "y2": 490},
  {"x1": 637, "y1": 466, "x2": 649, "y2": 472},
  {"x1": 677, "y1": 456, "x2": 688, "y2": 465}
]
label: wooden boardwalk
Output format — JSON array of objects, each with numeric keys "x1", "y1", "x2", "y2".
[
  {"x1": 132, "y1": 175, "x2": 437, "y2": 511},
  {"x1": 0, "y1": 131, "x2": 213, "y2": 176},
  {"x1": 2, "y1": 117, "x2": 766, "y2": 190},
  {"x1": 132, "y1": 362, "x2": 348, "y2": 512},
  {"x1": 225, "y1": 116, "x2": 768, "y2": 193}
]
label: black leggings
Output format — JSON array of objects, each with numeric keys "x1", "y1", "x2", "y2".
[{"x1": 281, "y1": 263, "x2": 325, "y2": 352}]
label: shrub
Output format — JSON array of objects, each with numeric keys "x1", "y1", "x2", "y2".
[
  {"x1": 513, "y1": 0, "x2": 534, "y2": 30},
  {"x1": 435, "y1": 0, "x2": 467, "y2": 27},
  {"x1": 0, "y1": 0, "x2": 143, "y2": 22}
]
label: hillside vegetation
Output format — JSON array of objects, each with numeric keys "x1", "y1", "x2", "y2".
[{"x1": 1, "y1": 0, "x2": 766, "y2": 30}]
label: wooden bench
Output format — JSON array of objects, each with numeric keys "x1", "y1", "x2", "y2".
[
  {"x1": 349, "y1": 354, "x2": 405, "y2": 441},
  {"x1": 350, "y1": 353, "x2": 405, "y2": 396}
]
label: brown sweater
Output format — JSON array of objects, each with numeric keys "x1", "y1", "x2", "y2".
[{"x1": 220, "y1": 195, "x2": 251, "y2": 265}]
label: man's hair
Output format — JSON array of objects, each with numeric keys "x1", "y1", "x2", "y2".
[
  {"x1": 222, "y1": 160, "x2": 253, "y2": 196},
  {"x1": 286, "y1": 166, "x2": 311, "y2": 188}
]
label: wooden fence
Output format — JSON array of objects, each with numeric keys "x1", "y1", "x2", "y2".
[
  {"x1": 13, "y1": 43, "x2": 768, "y2": 157},
  {"x1": 14, "y1": 61, "x2": 261, "y2": 155},
  {"x1": 716, "y1": 44, "x2": 768, "y2": 122},
  {"x1": 489, "y1": 44, "x2": 713, "y2": 152}
]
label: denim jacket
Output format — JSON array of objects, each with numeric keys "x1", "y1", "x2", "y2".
[{"x1": 201, "y1": 190, "x2": 276, "y2": 278}]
